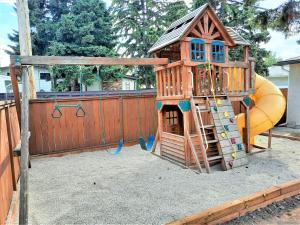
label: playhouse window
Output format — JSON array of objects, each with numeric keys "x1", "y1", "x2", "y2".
[
  {"x1": 190, "y1": 39, "x2": 206, "y2": 62},
  {"x1": 211, "y1": 41, "x2": 225, "y2": 63}
]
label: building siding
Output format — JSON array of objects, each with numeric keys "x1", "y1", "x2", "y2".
[{"x1": 287, "y1": 64, "x2": 300, "y2": 127}]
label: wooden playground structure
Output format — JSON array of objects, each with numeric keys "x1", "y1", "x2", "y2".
[
  {"x1": 1, "y1": 3, "x2": 294, "y2": 225},
  {"x1": 150, "y1": 4, "x2": 255, "y2": 173}
]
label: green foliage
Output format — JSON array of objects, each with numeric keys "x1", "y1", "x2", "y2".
[
  {"x1": 165, "y1": 1, "x2": 189, "y2": 25},
  {"x1": 7, "y1": 0, "x2": 120, "y2": 91},
  {"x1": 264, "y1": 53, "x2": 280, "y2": 68},
  {"x1": 256, "y1": 0, "x2": 300, "y2": 37},
  {"x1": 110, "y1": 0, "x2": 168, "y2": 88}
]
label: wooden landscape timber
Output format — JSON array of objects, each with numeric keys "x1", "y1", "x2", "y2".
[
  {"x1": 10, "y1": 55, "x2": 169, "y2": 66},
  {"x1": 167, "y1": 178, "x2": 300, "y2": 225}
]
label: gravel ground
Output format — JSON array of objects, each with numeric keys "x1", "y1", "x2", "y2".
[
  {"x1": 224, "y1": 195, "x2": 300, "y2": 225},
  {"x1": 26, "y1": 136, "x2": 300, "y2": 224}
]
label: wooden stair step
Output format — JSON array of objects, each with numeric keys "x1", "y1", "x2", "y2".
[
  {"x1": 208, "y1": 155, "x2": 222, "y2": 161},
  {"x1": 202, "y1": 124, "x2": 215, "y2": 129}
]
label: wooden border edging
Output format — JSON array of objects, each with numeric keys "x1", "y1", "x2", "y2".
[
  {"x1": 261, "y1": 132, "x2": 300, "y2": 142},
  {"x1": 167, "y1": 178, "x2": 300, "y2": 225}
]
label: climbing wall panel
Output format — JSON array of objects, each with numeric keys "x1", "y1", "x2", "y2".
[{"x1": 209, "y1": 98, "x2": 248, "y2": 170}]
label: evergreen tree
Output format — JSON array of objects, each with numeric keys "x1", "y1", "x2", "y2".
[
  {"x1": 165, "y1": 1, "x2": 189, "y2": 26},
  {"x1": 111, "y1": 0, "x2": 169, "y2": 88},
  {"x1": 7, "y1": 0, "x2": 120, "y2": 91}
]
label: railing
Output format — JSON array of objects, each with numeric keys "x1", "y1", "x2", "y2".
[
  {"x1": 189, "y1": 61, "x2": 255, "y2": 96},
  {"x1": 155, "y1": 61, "x2": 184, "y2": 98},
  {"x1": 155, "y1": 59, "x2": 255, "y2": 99}
]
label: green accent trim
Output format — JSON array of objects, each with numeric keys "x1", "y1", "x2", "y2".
[
  {"x1": 15, "y1": 56, "x2": 21, "y2": 66},
  {"x1": 178, "y1": 100, "x2": 191, "y2": 112},
  {"x1": 243, "y1": 96, "x2": 251, "y2": 106},
  {"x1": 156, "y1": 101, "x2": 163, "y2": 110}
]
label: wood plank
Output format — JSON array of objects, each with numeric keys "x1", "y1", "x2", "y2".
[
  {"x1": 19, "y1": 67, "x2": 30, "y2": 224},
  {"x1": 176, "y1": 66, "x2": 181, "y2": 95},
  {"x1": 191, "y1": 28, "x2": 202, "y2": 38},
  {"x1": 204, "y1": 13, "x2": 209, "y2": 34},
  {"x1": 11, "y1": 55, "x2": 169, "y2": 66},
  {"x1": 16, "y1": 0, "x2": 36, "y2": 99},
  {"x1": 211, "y1": 31, "x2": 220, "y2": 39},
  {"x1": 10, "y1": 66, "x2": 21, "y2": 128},
  {"x1": 208, "y1": 23, "x2": 215, "y2": 35},
  {"x1": 171, "y1": 67, "x2": 176, "y2": 95},
  {"x1": 186, "y1": 131, "x2": 202, "y2": 172},
  {"x1": 166, "y1": 179, "x2": 300, "y2": 225},
  {"x1": 197, "y1": 21, "x2": 205, "y2": 35},
  {"x1": 4, "y1": 106, "x2": 17, "y2": 191},
  {"x1": 162, "y1": 69, "x2": 167, "y2": 96},
  {"x1": 161, "y1": 145, "x2": 185, "y2": 159}
]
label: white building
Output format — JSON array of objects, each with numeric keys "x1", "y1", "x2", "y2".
[
  {"x1": 267, "y1": 65, "x2": 289, "y2": 88},
  {"x1": 277, "y1": 57, "x2": 300, "y2": 128},
  {"x1": 85, "y1": 75, "x2": 137, "y2": 91},
  {"x1": 0, "y1": 66, "x2": 52, "y2": 93}
]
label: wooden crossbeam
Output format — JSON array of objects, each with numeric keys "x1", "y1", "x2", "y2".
[{"x1": 10, "y1": 55, "x2": 169, "y2": 66}]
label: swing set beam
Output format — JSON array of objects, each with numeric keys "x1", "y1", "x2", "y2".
[{"x1": 11, "y1": 55, "x2": 169, "y2": 66}]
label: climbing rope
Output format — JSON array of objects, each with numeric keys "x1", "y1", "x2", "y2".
[{"x1": 205, "y1": 61, "x2": 238, "y2": 167}]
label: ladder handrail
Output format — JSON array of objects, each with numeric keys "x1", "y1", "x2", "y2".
[
  {"x1": 186, "y1": 131, "x2": 203, "y2": 173},
  {"x1": 195, "y1": 105, "x2": 208, "y2": 152},
  {"x1": 190, "y1": 97, "x2": 211, "y2": 173}
]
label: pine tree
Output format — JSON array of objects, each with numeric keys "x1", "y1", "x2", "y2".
[
  {"x1": 165, "y1": 1, "x2": 189, "y2": 26},
  {"x1": 7, "y1": 0, "x2": 121, "y2": 91},
  {"x1": 110, "y1": 0, "x2": 168, "y2": 88}
]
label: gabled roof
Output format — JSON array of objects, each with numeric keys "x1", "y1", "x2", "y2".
[
  {"x1": 225, "y1": 27, "x2": 250, "y2": 46},
  {"x1": 149, "y1": 4, "x2": 250, "y2": 53}
]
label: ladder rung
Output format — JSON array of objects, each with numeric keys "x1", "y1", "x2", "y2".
[
  {"x1": 201, "y1": 124, "x2": 214, "y2": 129},
  {"x1": 208, "y1": 155, "x2": 222, "y2": 161},
  {"x1": 207, "y1": 140, "x2": 218, "y2": 144},
  {"x1": 196, "y1": 109, "x2": 210, "y2": 113}
]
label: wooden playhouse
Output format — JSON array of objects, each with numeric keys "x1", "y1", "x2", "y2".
[{"x1": 149, "y1": 4, "x2": 255, "y2": 173}]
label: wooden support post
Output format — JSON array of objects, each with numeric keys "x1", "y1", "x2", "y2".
[
  {"x1": 157, "y1": 109, "x2": 163, "y2": 156},
  {"x1": 5, "y1": 104, "x2": 17, "y2": 191},
  {"x1": 268, "y1": 129, "x2": 272, "y2": 149},
  {"x1": 151, "y1": 129, "x2": 159, "y2": 153},
  {"x1": 183, "y1": 111, "x2": 191, "y2": 166},
  {"x1": 10, "y1": 66, "x2": 21, "y2": 128},
  {"x1": 242, "y1": 101, "x2": 251, "y2": 153},
  {"x1": 19, "y1": 67, "x2": 30, "y2": 225},
  {"x1": 16, "y1": 0, "x2": 36, "y2": 99}
]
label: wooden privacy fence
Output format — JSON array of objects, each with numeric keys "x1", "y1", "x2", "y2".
[
  {"x1": 29, "y1": 94, "x2": 158, "y2": 155},
  {"x1": 0, "y1": 102, "x2": 20, "y2": 225}
]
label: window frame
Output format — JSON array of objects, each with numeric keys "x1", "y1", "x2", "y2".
[
  {"x1": 211, "y1": 40, "x2": 225, "y2": 63},
  {"x1": 190, "y1": 39, "x2": 206, "y2": 62}
]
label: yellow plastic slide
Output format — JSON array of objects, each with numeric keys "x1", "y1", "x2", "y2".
[{"x1": 236, "y1": 74, "x2": 286, "y2": 139}]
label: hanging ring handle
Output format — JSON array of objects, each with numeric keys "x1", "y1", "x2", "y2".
[
  {"x1": 51, "y1": 105, "x2": 62, "y2": 119},
  {"x1": 76, "y1": 105, "x2": 85, "y2": 117}
]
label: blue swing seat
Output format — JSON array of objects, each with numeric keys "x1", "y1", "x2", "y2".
[
  {"x1": 106, "y1": 139, "x2": 124, "y2": 155},
  {"x1": 139, "y1": 135, "x2": 155, "y2": 151}
]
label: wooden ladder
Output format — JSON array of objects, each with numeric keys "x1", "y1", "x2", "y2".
[{"x1": 190, "y1": 97, "x2": 223, "y2": 173}]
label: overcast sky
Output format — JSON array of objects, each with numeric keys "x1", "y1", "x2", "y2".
[{"x1": 0, "y1": 0, "x2": 299, "y2": 66}]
